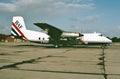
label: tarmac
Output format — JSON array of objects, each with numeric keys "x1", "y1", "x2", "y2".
[{"x1": 0, "y1": 42, "x2": 120, "y2": 79}]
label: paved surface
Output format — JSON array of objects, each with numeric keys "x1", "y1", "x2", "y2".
[{"x1": 0, "y1": 43, "x2": 120, "y2": 79}]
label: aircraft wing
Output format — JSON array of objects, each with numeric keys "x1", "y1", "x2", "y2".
[{"x1": 34, "y1": 23, "x2": 63, "y2": 39}]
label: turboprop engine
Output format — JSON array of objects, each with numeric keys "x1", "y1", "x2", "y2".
[{"x1": 61, "y1": 32, "x2": 81, "y2": 38}]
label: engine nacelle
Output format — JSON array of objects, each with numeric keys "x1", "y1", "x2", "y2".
[{"x1": 61, "y1": 32, "x2": 81, "y2": 37}]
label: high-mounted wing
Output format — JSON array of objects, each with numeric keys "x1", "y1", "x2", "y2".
[{"x1": 34, "y1": 23, "x2": 63, "y2": 39}]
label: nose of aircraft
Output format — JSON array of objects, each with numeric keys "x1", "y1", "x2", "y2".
[{"x1": 107, "y1": 38, "x2": 112, "y2": 43}]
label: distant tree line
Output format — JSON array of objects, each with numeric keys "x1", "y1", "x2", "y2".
[
  {"x1": 0, "y1": 34, "x2": 6, "y2": 36},
  {"x1": 0, "y1": 34, "x2": 10, "y2": 37},
  {"x1": 111, "y1": 37, "x2": 120, "y2": 42}
]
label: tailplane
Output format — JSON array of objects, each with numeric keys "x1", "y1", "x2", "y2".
[{"x1": 11, "y1": 16, "x2": 27, "y2": 40}]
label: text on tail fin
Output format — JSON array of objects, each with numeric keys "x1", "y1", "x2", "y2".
[{"x1": 11, "y1": 16, "x2": 27, "y2": 40}]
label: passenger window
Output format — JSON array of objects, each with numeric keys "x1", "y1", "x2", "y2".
[{"x1": 39, "y1": 37, "x2": 41, "y2": 40}]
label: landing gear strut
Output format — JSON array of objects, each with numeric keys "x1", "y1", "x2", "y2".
[{"x1": 54, "y1": 41, "x2": 59, "y2": 48}]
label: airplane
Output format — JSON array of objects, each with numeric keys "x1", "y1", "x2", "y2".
[{"x1": 11, "y1": 16, "x2": 112, "y2": 48}]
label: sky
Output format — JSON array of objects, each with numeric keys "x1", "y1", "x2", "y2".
[{"x1": 0, "y1": 0, "x2": 120, "y2": 37}]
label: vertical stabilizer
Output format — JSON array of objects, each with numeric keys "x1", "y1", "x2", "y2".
[{"x1": 11, "y1": 16, "x2": 27, "y2": 40}]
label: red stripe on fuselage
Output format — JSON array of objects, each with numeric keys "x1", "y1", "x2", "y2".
[{"x1": 12, "y1": 22, "x2": 27, "y2": 40}]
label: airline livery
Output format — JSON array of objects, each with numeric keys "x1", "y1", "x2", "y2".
[{"x1": 11, "y1": 16, "x2": 112, "y2": 47}]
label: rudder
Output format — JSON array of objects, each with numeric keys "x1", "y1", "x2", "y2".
[{"x1": 11, "y1": 16, "x2": 27, "y2": 40}]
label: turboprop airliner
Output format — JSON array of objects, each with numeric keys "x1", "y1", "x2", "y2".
[{"x1": 11, "y1": 16, "x2": 112, "y2": 48}]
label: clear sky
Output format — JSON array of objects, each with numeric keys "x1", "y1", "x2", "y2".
[{"x1": 0, "y1": 0, "x2": 120, "y2": 37}]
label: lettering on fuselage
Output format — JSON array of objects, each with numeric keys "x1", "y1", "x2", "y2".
[{"x1": 15, "y1": 20, "x2": 23, "y2": 29}]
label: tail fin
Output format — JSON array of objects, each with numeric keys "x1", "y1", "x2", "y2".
[{"x1": 11, "y1": 16, "x2": 27, "y2": 40}]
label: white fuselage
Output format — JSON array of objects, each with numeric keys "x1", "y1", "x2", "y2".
[
  {"x1": 24, "y1": 30, "x2": 50, "y2": 43},
  {"x1": 24, "y1": 31, "x2": 112, "y2": 45},
  {"x1": 80, "y1": 32, "x2": 112, "y2": 45}
]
